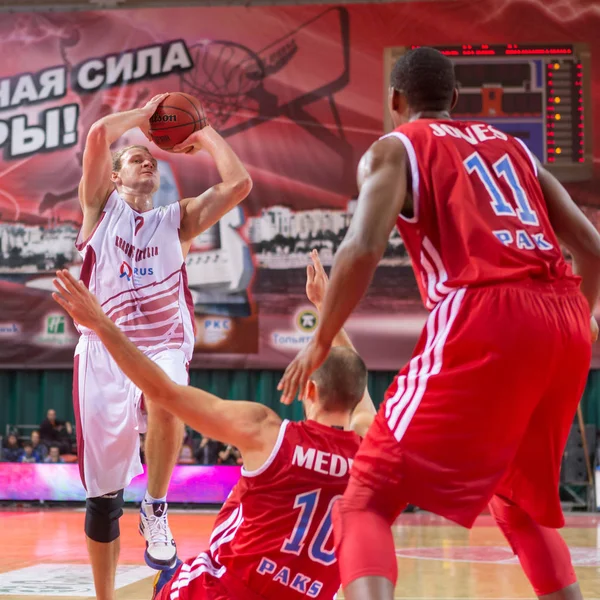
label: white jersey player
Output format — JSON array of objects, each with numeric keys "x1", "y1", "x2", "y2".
[{"x1": 75, "y1": 92, "x2": 252, "y2": 600}]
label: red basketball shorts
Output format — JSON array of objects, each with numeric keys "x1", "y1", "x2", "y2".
[
  {"x1": 348, "y1": 280, "x2": 591, "y2": 529},
  {"x1": 156, "y1": 554, "x2": 267, "y2": 600}
]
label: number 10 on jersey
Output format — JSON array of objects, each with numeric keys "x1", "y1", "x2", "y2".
[{"x1": 281, "y1": 489, "x2": 340, "y2": 566}]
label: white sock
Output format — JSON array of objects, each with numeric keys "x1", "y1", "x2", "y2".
[{"x1": 144, "y1": 491, "x2": 167, "y2": 505}]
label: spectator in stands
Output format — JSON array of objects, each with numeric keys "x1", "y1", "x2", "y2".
[
  {"x1": 140, "y1": 433, "x2": 146, "y2": 465},
  {"x1": 178, "y1": 427, "x2": 196, "y2": 465},
  {"x1": 178, "y1": 444, "x2": 195, "y2": 465},
  {"x1": 20, "y1": 442, "x2": 39, "y2": 464},
  {"x1": 2, "y1": 433, "x2": 22, "y2": 462},
  {"x1": 44, "y1": 445, "x2": 64, "y2": 464},
  {"x1": 40, "y1": 409, "x2": 73, "y2": 454},
  {"x1": 195, "y1": 436, "x2": 222, "y2": 465},
  {"x1": 218, "y1": 444, "x2": 242, "y2": 466},
  {"x1": 232, "y1": 447, "x2": 243, "y2": 466},
  {"x1": 30, "y1": 430, "x2": 48, "y2": 461}
]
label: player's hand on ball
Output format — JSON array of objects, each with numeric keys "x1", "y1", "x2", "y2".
[
  {"x1": 278, "y1": 337, "x2": 331, "y2": 404},
  {"x1": 172, "y1": 125, "x2": 214, "y2": 155},
  {"x1": 306, "y1": 249, "x2": 329, "y2": 309},
  {"x1": 592, "y1": 315, "x2": 598, "y2": 343},
  {"x1": 138, "y1": 93, "x2": 170, "y2": 141},
  {"x1": 141, "y1": 93, "x2": 170, "y2": 116},
  {"x1": 52, "y1": 270, "x2": 106, "y2": 329}
]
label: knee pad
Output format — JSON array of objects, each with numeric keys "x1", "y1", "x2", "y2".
[{"x1": 85, "y1": 489, "x2": 124, "y2": 543}]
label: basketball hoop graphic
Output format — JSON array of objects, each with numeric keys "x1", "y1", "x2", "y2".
[
  {"x1": 179, "y1": 6, "x2": 352, "y2": 176},
  {"x1": 181, "y1": 40, "x2": 272, "y2": 130}
]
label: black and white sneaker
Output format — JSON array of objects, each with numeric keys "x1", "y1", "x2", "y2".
[{"x1": 139, "y1": 501, "x2": 178, "y2": 570}]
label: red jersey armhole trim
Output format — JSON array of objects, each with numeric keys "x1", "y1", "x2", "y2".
[
  {"x1": 75, "y1": 211, "x2": 106, "y2": 251},
  {"x1": 241, "y1": 419, "x2": 289, "y2": 478},
  {"x1": 380, "y1": 131, "x2": 419, "y2": 223},
  {"x1": 514, "y1": 137, "x2": 538, "y2": 177},
  {"x1": 75, "y1": 190, "x2": 117, "y2": 251}
]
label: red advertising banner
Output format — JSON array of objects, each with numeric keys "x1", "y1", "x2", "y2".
[{"x1": 0, "y1": 1, "x2": 599, "y2": 369}]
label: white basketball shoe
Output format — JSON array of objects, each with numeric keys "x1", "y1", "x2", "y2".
[{"x1": 139, "y1": 501, "x2": 178, "y2": 570}]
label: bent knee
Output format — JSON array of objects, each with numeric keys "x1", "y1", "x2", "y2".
[{"x1": 85, "y1": 490, "x2": 124, "y2": 543}]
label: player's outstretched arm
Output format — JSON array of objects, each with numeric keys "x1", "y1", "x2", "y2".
[
  {"x1": 279, "y1": 137, "x2": 408, "y2": 403},
  {"x1": 537, "y1": 158, "x2": 600, "y2": 319},
  {"x1": 79, "y1": 93, "x2": 169, "y2": 219},
  {"x1": 305, "y1": 249, "x2": 357, "y2": 352},
  {"x1": 51, "y1": 270, "x2": 281, "y2": 467},
  {"x1": 175, "y1": 127, "x2": 252, "y2": 249},
  {"x1": 305, "y1": 249, "x2": 376, "y2": 434}
]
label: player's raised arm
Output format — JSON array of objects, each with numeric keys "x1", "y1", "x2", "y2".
[
  {"x1": 305, "y1": 249, "x2": 376, "y2": 435},
  {"x1": 51, "y1": 270, "x2": 280, "y2": 463},
  {"x1": 536, "y1": 158, "x2": 600, "y2": 323},
  {"x1": 279, "y1": 137, "x2": 408, "y2": 404},
  {"x1": 78, "y1": 94, "x2": 169, "y2": 221},
  {"x1": 175, "y1": 126, "x2": 252, "y2": 251}
]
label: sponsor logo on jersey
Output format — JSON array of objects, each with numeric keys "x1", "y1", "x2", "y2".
[
  {"x1": 115, "y1": 236, "x2": 159, "y2": 262},
  {"x1": 493, "y1": 229, "x2": 554, "y2": 251},
  {"x1": 257, "y1": 558, "x2": 324, "y2": 597},
  {"x1": 271, "y1": 307, "x2": 319, "y2": 349},
  {"x1": 119, "y1": 262, "x2": 133, "y2": 280},
  {"x1": 119, "y1": 261, "x2": 154, "y2": 281}
]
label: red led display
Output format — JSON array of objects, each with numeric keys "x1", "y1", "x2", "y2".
[
  {"x1": 412, "y1": 43, "x2": 585, "y2": 166},
  {"x1": 411, "y1": 44, "x2": 574, "y2": 57}
]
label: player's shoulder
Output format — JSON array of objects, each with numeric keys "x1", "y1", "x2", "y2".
[
  {"x1": 157, "y1": 200, "x2": 182, "y2": 224},
  {"x1": 364, "y1": 132, "x2": 408, "y2": 173}
]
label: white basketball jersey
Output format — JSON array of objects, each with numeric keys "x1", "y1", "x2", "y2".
[{"x1": 76, "y1": 190, "x2": 195, "y2": 358}]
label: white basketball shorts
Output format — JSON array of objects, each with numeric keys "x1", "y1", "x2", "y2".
[{"x1": 73, "y1": 335, "x2": 189, "y2": 498}]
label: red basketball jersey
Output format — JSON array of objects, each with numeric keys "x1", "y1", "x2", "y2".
[
  {"x1": 173, "y1": 420, "x2": 361, "y2": 600},
  {"x1": 386, "y1": 119, "x2": 576, "y2": 309}
]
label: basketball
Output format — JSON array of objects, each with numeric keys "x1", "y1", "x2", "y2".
[{"x1": 149, "y1": 92, "x2": 207, "y2": 151}]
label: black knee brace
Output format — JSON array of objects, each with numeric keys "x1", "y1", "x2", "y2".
[{"x1": 85, "y1": 489, "x2": 124, "y2": 543}]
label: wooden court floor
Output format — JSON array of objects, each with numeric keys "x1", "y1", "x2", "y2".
[{"x1": 1, "y1": 508, "x2": 600, "y2": 599}]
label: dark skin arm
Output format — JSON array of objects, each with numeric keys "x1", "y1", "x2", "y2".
[
  {"x1": 535, "y1": 157, "x2": 600, "y2": 324},
  {"x1": 278, "y1": 137, "x2": 408, "y2": 403}
]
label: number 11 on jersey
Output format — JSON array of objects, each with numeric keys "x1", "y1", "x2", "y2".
[
  {"x1": 464, "y1": 152, "x2": 539, "y2": 225},
  {"x1": 464, "y1": 152, "x2": 553, "y2": 251}
]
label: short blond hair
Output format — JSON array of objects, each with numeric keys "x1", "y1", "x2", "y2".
[{"x1": 111, "y1": 145, "x2": 152, "y2": 172}]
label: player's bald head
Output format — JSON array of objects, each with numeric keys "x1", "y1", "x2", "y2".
[
  {"x1": 391, "y1": 47, "x2": 456, "y2": 112},
  {"x1": 310, "y1": 347, "x2": 367, "y2": 413}
]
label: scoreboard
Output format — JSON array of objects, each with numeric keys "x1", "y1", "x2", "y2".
[{"x1": 384, "y1": 44, "x2": 592, "y2": 182}]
